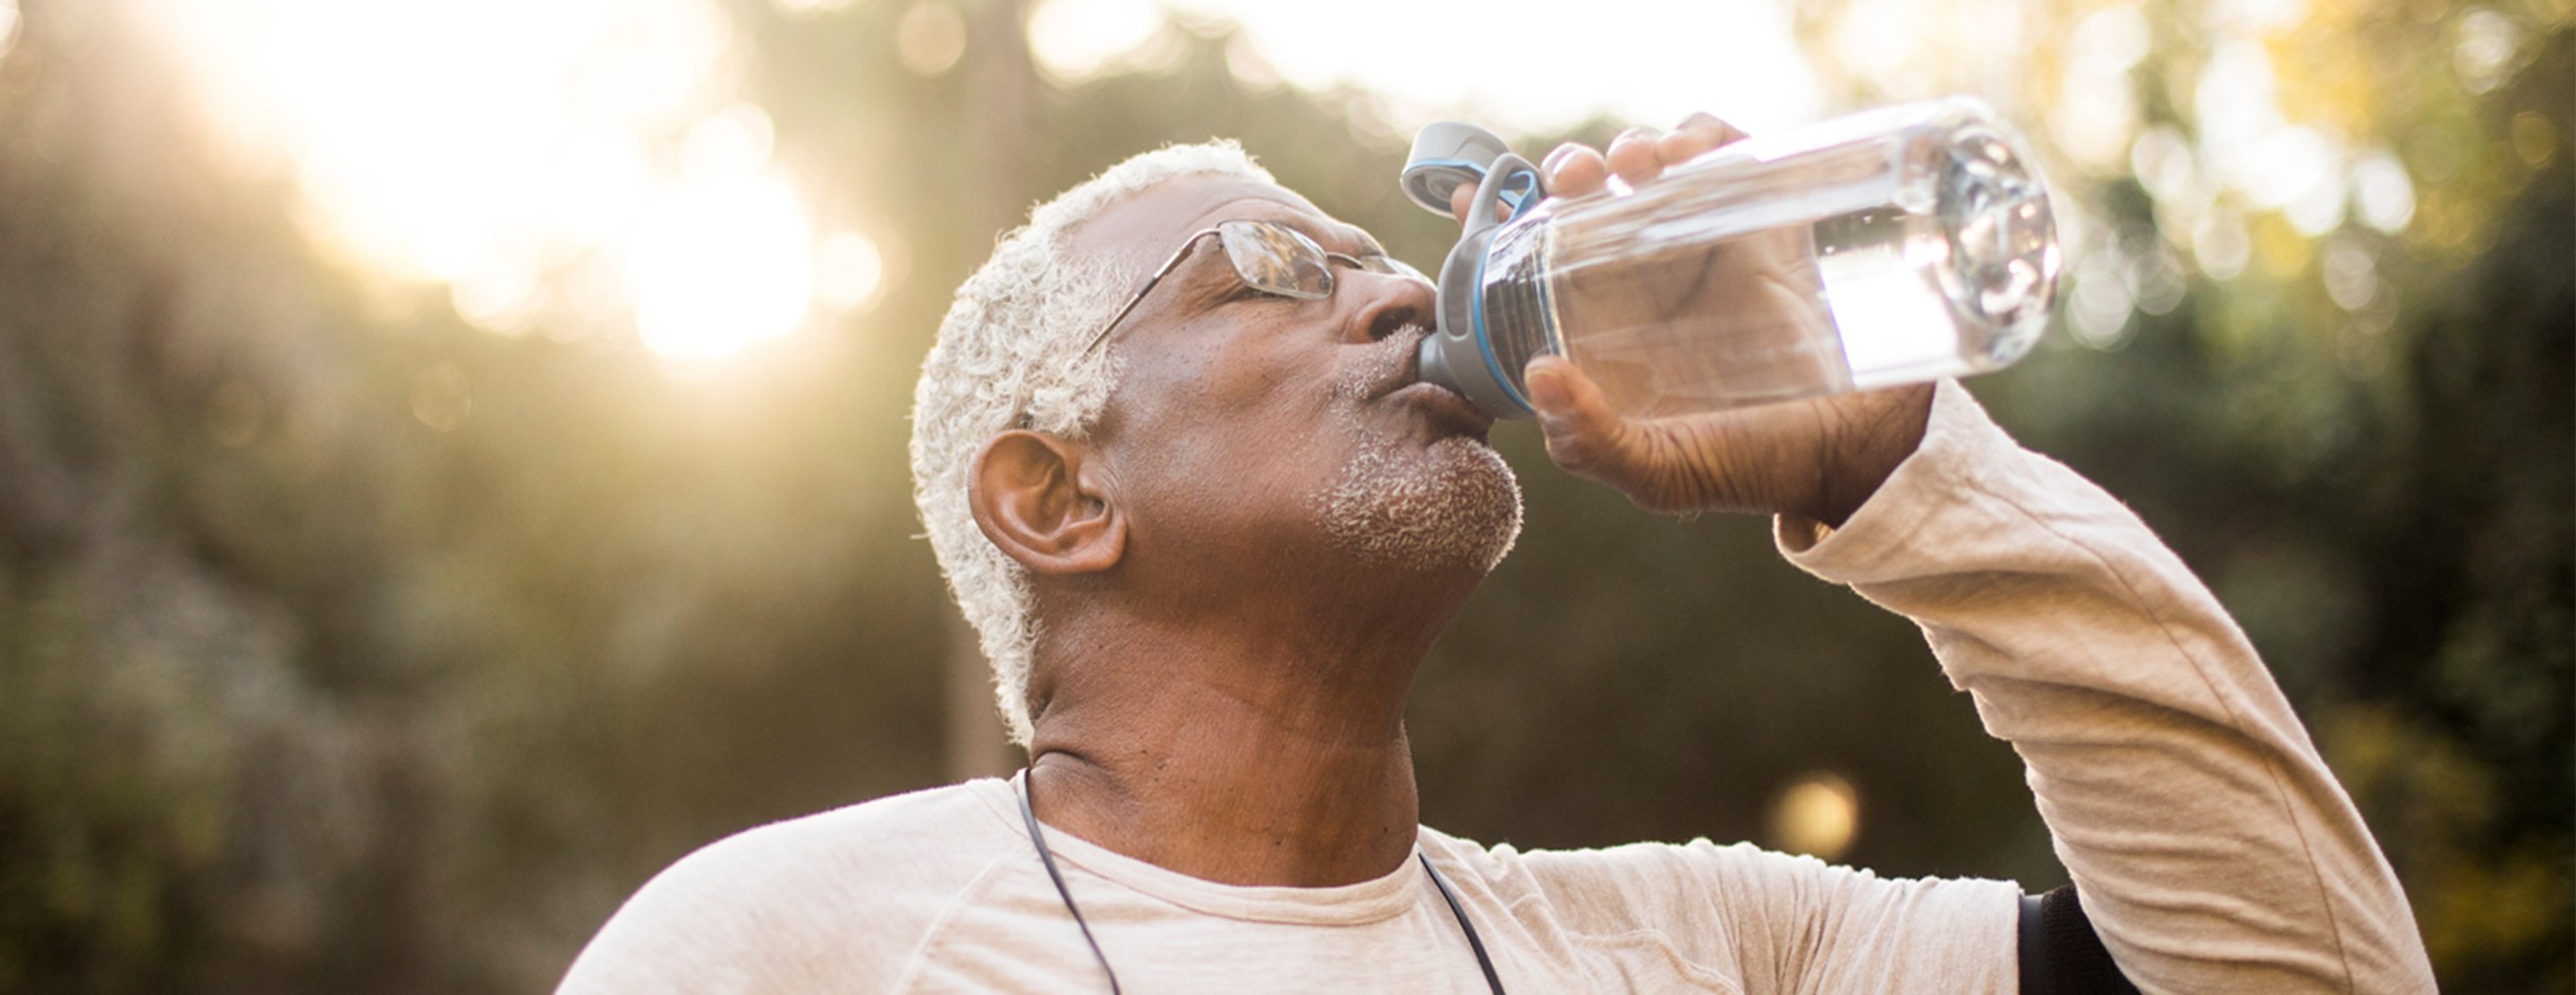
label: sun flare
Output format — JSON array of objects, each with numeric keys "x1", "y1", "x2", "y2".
[{"x1": 133, "y1": 0, "x2": 826, "y2": 364}]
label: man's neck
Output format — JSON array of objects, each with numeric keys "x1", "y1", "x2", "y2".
[{"x1": 1021, "y1": 578, "x2": 1466, "y2": 888}]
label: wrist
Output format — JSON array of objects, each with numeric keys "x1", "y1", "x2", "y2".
[{"x1": 1804, "y1": 384, "x2": 1935, "y2": 527}]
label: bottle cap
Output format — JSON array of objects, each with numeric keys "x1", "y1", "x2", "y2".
[
  {"x1": 1418, "y1": 151, "x2": 1545, "y2": 421},
  {"x1": 1400, "y1": 121, "x2": 1514, "y2": 217}
]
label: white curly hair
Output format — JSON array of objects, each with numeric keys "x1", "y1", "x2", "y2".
[{"x1": 911, "y1": 140, "x2": 1275, "y2": 747}]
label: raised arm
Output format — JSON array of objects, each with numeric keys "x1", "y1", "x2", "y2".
[
  {"x1": 1772, "y1": 379, "x2": 2433, "y2": 991},
  {"x1": 1513, "y1": 115, "x2": 2431, "y2": 991}
]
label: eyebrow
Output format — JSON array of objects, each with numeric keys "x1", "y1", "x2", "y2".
[
  {"x1": 1207, "y1": 200, "x2": 1385, "y2": 258},
  {"x1": 1309, "y1": 217, "x2": 1385, "y2": 259},
  {"x1": 1347, "y1": 227, "x2": 1390, "y2": 258}
]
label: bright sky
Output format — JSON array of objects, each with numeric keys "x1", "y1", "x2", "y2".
[
  {"x1": 124, "y1": 0, "x2": 1832, "y2": 367},
  {"x1": 1029, "y1": 0, "x2": 1826, "y2": 136},
  {"x1": 118, "y1": 0, "x2": 2428, "y2": 364}
]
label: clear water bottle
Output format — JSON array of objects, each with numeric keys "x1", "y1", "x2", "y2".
[{"x1": 1402, "y1": 97, "x2": 2060, "y2": 420}]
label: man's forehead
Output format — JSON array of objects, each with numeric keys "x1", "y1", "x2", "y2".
[{"x1": 1071, "y1": 175, "x2": 1370, "y2": 266}]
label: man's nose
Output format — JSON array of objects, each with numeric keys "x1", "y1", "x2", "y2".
[{"x1": 1346, "y1": 268, "x2": 1438, "y2": 344}]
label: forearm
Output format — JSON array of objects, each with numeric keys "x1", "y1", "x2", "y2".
[{"x1": 1778, "y1": 380, "x2": 2434, "y2": 993}]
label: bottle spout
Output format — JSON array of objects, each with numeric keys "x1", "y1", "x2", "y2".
[
  {"x1": 1415, "y1": 334, "x2": 1472, "y2": 406},
  {"x1": 1419, "y1": 150, "x2": 1546, "y2": 421},
  {"x1": 1419, "y1": 292, "x2": 1534, "y2": 421}
]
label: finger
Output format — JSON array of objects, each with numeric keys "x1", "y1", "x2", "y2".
[
  {"x1": 1450, "y1": 183, "x2": 1473, "y2": 225},
  {"x1": 1673, "y1": 111, "x2": 1750, "y2": 145},
  {"x1": 1523, "y1": 355, "x2": 1633, "y2": 480},
  {"x1": 1543, "y1": 142, "x2": 1609, "y2": 199},
  {"x1": 1540, "y1": 141, "x2": 1580, "y2": 175},
  {"x1": 1658, "y1": 112, "x2": 1746, "y2": 163},
  {"x1": 1448, "y1": 174, "x2": 1518, "y2": 225},
  {"x1": 1606, "y1": 126, "x2": 1665, "y2": 187}
]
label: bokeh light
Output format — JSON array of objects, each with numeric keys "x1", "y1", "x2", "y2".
[
  {"x1": 2322, "y1": 238, "x2": 2379, "y2": 312},
  {"x1": 409, "y1": 363, "x2": 472, "y2": 432},
  {"x1": 1767, "y1": 771, "x2": 1861, "y2": 862},
  {"x1": 2510, "y1": 111, "x2": 2558, "y2": 167},
  {"x1": 2050, "y1": 5, "x2": 2152, "y2": 171},
  {"x1": 897, "y1": 2, "x2": 969, "y2": 77},
  {"x1": 1025, "y1": 0, "x2": 1165, "y2": 82},
  {"x1": 2350, "y1": 151, "x2": 2418, "y2": 234},
  {"x1": 768, "y1": 0, "x2": 858, "y2": 20},
  {"x1": 2456, "y1": 7, "x2": 2525, "y2": 92},
  {"x1": 1025, "y1": 0, "x2": 1824, "y2": 133},
  {"x1": 2069, "y1": 251, "x2": 2135, "y2": 347},
  {"x1": 814, "y1": 231, "x2": 889, "y2": 314}
]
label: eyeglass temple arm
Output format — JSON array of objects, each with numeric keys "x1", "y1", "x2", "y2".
[{"x1": 1080, "y1": 228, "x2": 1223, "y2": 355}]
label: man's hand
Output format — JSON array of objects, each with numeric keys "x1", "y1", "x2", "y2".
[{"x1": 1452, "y1": 114, "x2": 1934, "y2": 528}]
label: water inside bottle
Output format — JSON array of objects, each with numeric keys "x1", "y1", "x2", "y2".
[{"x1": 1478, "y1": 116, "x2": 2055, "y2": 418}]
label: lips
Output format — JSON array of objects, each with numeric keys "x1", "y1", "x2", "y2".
[
  {"x1": 1335, "y1": 325, "x2": 1494, "y2": 439},
  {"x1": 1397, "y1": 339, "x2": 1494, "y2": 436},
  {"x1": 1391, "y1": 378, "x2": 1495, "y2": 438}
]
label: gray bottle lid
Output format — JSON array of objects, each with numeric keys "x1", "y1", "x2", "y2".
[{"x1": 1400, "y1": 121, "x2": 1515, "y2": 217}]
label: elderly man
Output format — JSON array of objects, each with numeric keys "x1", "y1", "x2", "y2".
[{"x1": 559, "y1": 117, "x2": 2435, "y2": 993}]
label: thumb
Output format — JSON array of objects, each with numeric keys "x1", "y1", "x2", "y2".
[
  {"x1": 1525, "y1": 356, "x2": 1632, "y2": 478},
  {"x1": 1449, "y1": 182, "x2": 1518, "y2": 225}
]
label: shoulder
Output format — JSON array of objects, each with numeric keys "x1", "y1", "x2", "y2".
[
  {"x1": 1423, "y1": 829, "x2": 2019, "y2": 991},
  {"x1": 661, "y1": 778, "x2": 1022, "y2": 897},
  {"x1": 556, "y1": 778, "x2": 1030, "y2": 993},
  {"x1": 1422, "y1": 829, "x2": 1795, "y2": 923},
  {"x1": 1422, "y1": 826, "x2": 1786, "y2": 890},
  {"x1": 1424, "y1": 827, "x2": 2014, "y2": 937}
]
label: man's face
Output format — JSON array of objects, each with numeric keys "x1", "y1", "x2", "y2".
[{"x1": 1070, "y1": 175, "x2": 1521, "y2": 581}]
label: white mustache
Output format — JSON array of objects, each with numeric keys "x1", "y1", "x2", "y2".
[{"x1": 1328, "y1": 323, "x2": 1432, "y2": 403}]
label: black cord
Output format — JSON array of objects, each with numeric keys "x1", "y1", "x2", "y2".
[
  {"x1": 1420, "y1": 852, "x2": 1508, "y2": 995},
  {"x1": 1020, "y1": 770, "x2": 1123, "y2": 995},
  {"x1": 1019, "y1": 768, "x2": 1504, "y2": 995}
]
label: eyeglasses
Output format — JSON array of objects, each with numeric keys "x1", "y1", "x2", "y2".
[{"x1": 1080, "y1": 218, "x2": 1429, "y2": 356}]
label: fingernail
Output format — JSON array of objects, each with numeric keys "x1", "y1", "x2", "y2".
[
  {"x1": 1541, "y1": 144, "x2": 1574, "y2": 174},
  {"x1": 1524, "y1": 361, "x2": 1566, "y2": 411}
]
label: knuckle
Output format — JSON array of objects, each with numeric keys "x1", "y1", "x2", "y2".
[
  {"x1": 1680, "y1": 111, "x2": 1742, "y2": 135},
  {"x1": 1542, "y1": 429, "x2": 1597, "y2": 467}
]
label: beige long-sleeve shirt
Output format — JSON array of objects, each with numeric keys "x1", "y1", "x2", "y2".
[{"x1": 558, "y1": 381, "x2": 2434, "y2": 993}]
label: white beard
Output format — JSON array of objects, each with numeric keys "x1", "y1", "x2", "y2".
[
  {"x1": 1312, "y1": 328, "x2": 1524, "y2": 573},
  {"x1": 1316, "y1": 433, "x2": 1523, "y2": 573}
]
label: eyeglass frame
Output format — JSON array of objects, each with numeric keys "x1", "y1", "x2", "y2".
[{"x1": 1077, "y1": 218, "x2": 1430, "y2": 358}]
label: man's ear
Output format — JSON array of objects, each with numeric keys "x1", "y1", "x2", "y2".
[{"x1": 968, "y1": 430, "x2": 1125, "y2": 575}]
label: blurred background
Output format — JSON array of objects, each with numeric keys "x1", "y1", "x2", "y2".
[{"x1": 0, "y1": 0, "x2": 2565, "y2": 990}]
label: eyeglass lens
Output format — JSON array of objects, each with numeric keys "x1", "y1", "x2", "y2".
[{"x1": 1216, "y1": 220, "x2": 1335, "y2": 300}]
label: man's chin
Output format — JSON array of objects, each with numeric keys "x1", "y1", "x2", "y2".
[{"x1": 1316, "y1": 435, "x2": 1523, "y2": 574}]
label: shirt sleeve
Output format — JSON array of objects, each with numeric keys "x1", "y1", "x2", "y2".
[
  {"x1": 1775, "y1": 378, "x2": 2436, "y2": 993},
  {"x1": 555, "y1": 826, "x2": 894, "y2": 995},
  {"x1": 1512, "y1": 837, "x2": 2021, "y2": 995}
]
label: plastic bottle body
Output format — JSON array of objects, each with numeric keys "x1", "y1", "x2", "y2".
[{"x1": 1468, "y1": 98, "x2": 2058, "y2": 418}]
